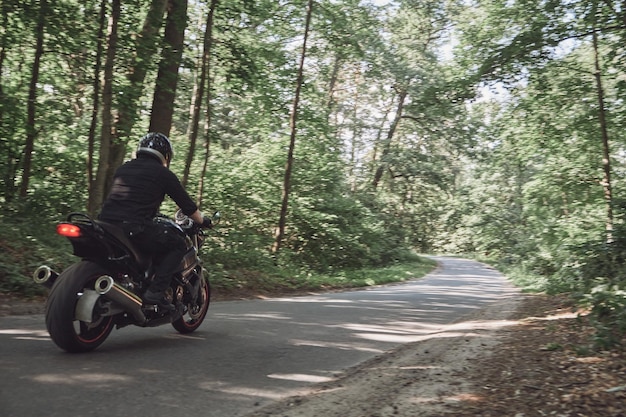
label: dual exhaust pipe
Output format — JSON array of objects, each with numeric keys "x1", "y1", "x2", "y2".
[
  {"x1": 94, "y1": 275, "x2": 146, "y2": 323},
  {"x1": 33, "y1": 265, "x2": 146, "y2": 324},
  {"x1": 33, "y1": 265, "x2": 59, "y2": 289}
]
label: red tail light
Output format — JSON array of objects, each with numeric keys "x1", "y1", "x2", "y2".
[{"x1": 57, "y1": 223, "x2": 82, "y2": 238}]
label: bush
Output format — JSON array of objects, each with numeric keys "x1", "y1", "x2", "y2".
[
  {"x1": 542, "y1": 236, "x2": 626, "y2": 348},
  {"x1": 583, "y1": 281, "x2": 626, "y2": 349}
]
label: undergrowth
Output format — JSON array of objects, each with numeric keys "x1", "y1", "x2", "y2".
[
  {"x1": 475, "y1": 248, "x2": 626, "y2": 350},
  {"x1": 1, "y1": 210, "x2": 437, "y2": 300},
  {"x1": 206, "y1": 255, "x2": 437, "y2": 297}
]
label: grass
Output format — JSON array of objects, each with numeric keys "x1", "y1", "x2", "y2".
[{"x1": 208, "y1": 255, "x2": 438, "y2": 298}]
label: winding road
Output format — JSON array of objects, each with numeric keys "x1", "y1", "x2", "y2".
[{"x1": 0, "y1": 256, "x2": 519, "y2": 417}]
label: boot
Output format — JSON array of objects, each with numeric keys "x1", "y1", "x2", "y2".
[{"x1": 143, "y1": 289, "x2": 175, "y2": 312}]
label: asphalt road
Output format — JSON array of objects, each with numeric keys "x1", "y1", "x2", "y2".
[{"x1": 0, "y1": 256, "x2": 519, "y2": 417}]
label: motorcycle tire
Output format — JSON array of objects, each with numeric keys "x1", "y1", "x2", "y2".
[
  {"x1": 45, "y1": 261, "x2": 114, "y2": 353},
  {"x1": 172, "y1": 274, "x2": 210, "y2": 334}
]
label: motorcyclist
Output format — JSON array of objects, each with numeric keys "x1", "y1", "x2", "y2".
[{"x1": 98, "y1": 132, "x2": 211, "y2": 311}]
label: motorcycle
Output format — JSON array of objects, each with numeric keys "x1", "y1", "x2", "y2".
[{"x1": 33, "y1": 210, "x2": 220, "y2": 353}]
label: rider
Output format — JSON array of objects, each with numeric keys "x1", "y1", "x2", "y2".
[{"x1": 98, "y1": 132, "x2": 211, "y2": 311}]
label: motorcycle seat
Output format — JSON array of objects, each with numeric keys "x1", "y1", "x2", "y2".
[{"x1": 95, "y1": 221, "x2": 152, "y2": 270}]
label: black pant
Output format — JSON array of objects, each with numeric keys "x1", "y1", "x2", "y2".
[{"x1": 126, "y1": 220, "x2": 188, "y2": 293}]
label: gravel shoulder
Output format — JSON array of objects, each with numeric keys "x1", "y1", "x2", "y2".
[
  {"x1": 246, "y1": 294, "x2": 523, "y2": 417},
  {"x1": 246, "y1": 293, "x2": 626, "y2": 417}
]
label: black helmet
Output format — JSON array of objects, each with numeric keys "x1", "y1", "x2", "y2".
[{"x1": 137, "y1": 132, "x2": 173, "y2": 166}]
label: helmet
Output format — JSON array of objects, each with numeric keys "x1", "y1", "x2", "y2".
[{"x1": 136, "y1": 132, "x2": 173, "y2": 166}]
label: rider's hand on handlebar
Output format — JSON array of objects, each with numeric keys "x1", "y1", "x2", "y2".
[{"x1": 201, "y1": 217, "x2": 213, "y2": 229}]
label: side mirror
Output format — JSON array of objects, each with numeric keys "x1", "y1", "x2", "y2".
[{"x1": 211, "y1": 211, "x2": 221, "y2": 226}]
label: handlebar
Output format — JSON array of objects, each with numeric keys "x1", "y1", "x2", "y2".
[{"x1": 175, "y1": 209, "x2": 221, "y2": 230}]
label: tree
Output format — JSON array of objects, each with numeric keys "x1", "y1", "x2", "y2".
[
  {"x1": 89, "y1": 0, "x2": 168, "y2": 213},
  {"x1": 86, "y1": 0, "x2": 107, "y2": 212},
  {"x1": 0, "y1": 0, "x2": 24, "y2": 202},
  {"x1": 272, "y1": 0, "x2": 314, "y2": 255},
  {"x1": 447, "y1": 0, "x2": 626, "y2": 253},
  {"x1": 91, "y1": 0, "x2": 121, "y2": 215},
  {"x1": 149, "y1": 0, "x2": 189, "y2": 135},
  {"x1": 19, "y1": 0, "x2": 47, "y2": 197},
  {"x1": 371, "y1": 87, "x2": 407, "y2": 190},
  {"x1": 592, "y1": 30, "x2": 614, "y2": 243},
  {"x1": 183, "y1": 0, "x2": 218, "y2": 191}
]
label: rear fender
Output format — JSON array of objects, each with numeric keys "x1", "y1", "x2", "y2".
[{"x1": 74, "y1": 289, "x2": 101, "y2": 323}]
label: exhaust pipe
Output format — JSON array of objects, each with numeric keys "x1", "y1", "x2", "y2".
[
  {"x1": 33, "y1": 265, "x2": 59, "y2": 289},
  {"x1": 94, "y1": 275, "x2": 146, "y2": 324}
]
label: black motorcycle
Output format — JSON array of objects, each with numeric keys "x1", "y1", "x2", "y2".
[{"x1": 33, "y1": 210, "x2": 219, "y2": 353}]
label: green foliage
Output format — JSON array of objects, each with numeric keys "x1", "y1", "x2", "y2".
[
  {"x1": 544, "y1": 225, "x2": 626, "y2": 348},
  {"x1": 443, "y1": 0, "x2": 626, "y2": 349},
  {"x1": 584, "y1": 282, "x2": 626, "y2": 349},
  {"x1": 207, "y1": 253, "x2": 436, "y2": 297},
  {"x1": 0, "y1": 207, "x2": 74, "y2": 296}
]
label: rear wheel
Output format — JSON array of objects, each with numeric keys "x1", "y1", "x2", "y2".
[
  {"x1": 45, "y1": 261, "x2": 114, "y2": 353},
  {"x1": 172, "y1": 272, "x2": 210, "y2": 334}
]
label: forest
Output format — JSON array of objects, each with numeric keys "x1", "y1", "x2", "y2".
[{"x1": 1, "y1": 0, "x2": 626, "y2": 347}]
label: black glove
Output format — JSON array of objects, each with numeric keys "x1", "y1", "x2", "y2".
[{"x1": 201, "y1": 217, "x2": 213, "y2": 229}]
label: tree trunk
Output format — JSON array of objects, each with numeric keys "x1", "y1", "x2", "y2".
[
  {"x1": 86, "y1": 0, "x2": 107, "y2": 214},
  {"x1": 592, "y1": 31, "x2": 613, "y2": 243},
  {"x1": 372, "y1": 87, "x2": 407, "y2": 190},
  {"x1": 90, "y1": 0, "x2": 120, "y2": 215},
  {"x1": 271, "y1": 0, "x2": 314, "y2": 255},
  {"x1": 0, "y1": 1, "x2": 6, "y2": 138},
  {"x1": 116, "y1": 0, "x2": 168, "y2": 140},
  {"x1": 194, "y1": 0, "x2": 219, "y2": 206},
  {"x1": 326, "y1": 51, "x2": 341, "y2": 110},
  {"x1": 108, "y1": 0, "x2": 170, "y2": 190},
  {"x1": 19, "y1": 0, "x2": 46, "y2": 197},
  {"x1": 149, "y1": 0, "x2": 188, "y2": 135},
  {"x1": 184, "y1": 0, "x2": 217, "y2": 190},
  {"x1": 348, "y1": 67, "x2": 362, "y2": 192},
  {"x1": 89, "y1": 0, "x2": 168, "y2": 213},
  {"x1": 0, "y1": 2, "x2": 15, "y2": 201}
]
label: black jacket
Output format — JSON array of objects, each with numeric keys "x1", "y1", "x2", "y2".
[{"x1": 99, "y1": 154, "x2": 198, "y2": 223}]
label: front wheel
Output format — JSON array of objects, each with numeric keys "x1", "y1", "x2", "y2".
[
  {"x1": 172, "y1": 273, "x2": 210, "y2": 334},
  {"x1": 45, "y1": 261, "x2": 114, "y2": 352}
]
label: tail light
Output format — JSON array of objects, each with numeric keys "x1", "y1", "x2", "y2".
[{"x1": 56, "y1": 223, "x2": 82, "y2": 238}]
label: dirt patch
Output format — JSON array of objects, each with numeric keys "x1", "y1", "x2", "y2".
[
  {"x1": 0, "y1": 294, "x2": 46, "y2": 316},
  {"x1": 246, "y1": 294, "x2": 626, "y2": 417},
  {"x1": 2, "y1": 292, "x2": 624, "y2": 416},
  {"x1": 450, "y1": 294, "x2": 626, "y2": 417}
]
